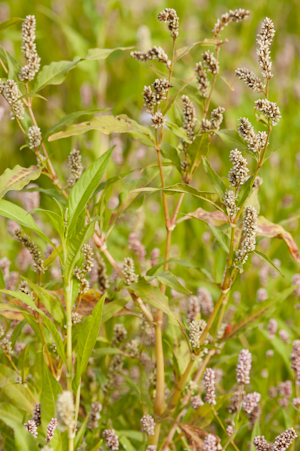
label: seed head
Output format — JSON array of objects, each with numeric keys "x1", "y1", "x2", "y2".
[
  {"x1": 87, "y1": 402, "x2": 102, "y2": 430},
  {"x1": 187, "y1": 295, "x2": 200, "y2": 323},
  {"x1": 235, "y1": 206, "x2": 257, "y2": 265},
  {"x1": 129, "y1": 233, "x2": 146, "y2": 261},
  {"x1": 272, "y1": 428, "x2": 297, "y2": 451},
  {"x1": 268, "y1": 319, "x2": 278, "y2": 339},
  {"x1": 224, "y1": 190, "x2": 238, "y2": 219},
  {"x1": 19, "y1": 15, "x2": 41, "y2": 81},
  {"x1": 0, "y1": 79, "x2": 25, "y2": 120},
  {"x1": 71, "y1": 312, "x2": 82, "y2": 325},
  {"x1": 198, "y1": 287, "x2": 214, "y2": 316},
  {"x1": 253, "y1": 436, "x2": 271, "y2": 451},
  {"x1": 256, "y1": 18, "x2": 275, "y2": 79},
  {"x1": 189, "y1": 319, "x2": 206, "y2": 349},
  {"x1": 191, "y1": 395, "x2": 204, "y2": 410},
  {"x1": 112, "y1": 323, "x2": 127, "y2": 345},
  {"x1": 131, "y1": 46, "x2": 171, "y2": 69}
]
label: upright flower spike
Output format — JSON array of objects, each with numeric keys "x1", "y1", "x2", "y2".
[
  {"x1": 24, "y1": 419, "x2": 38, "y2": 438},
  {"x1": 181, "y1": 95, "x2": 197, "y2": 140},
  {"x1": 236, "y1": 349, "x2": 252, "y2": 385},
  {"x1": 291, "y1": 340, "x2": 300, "y2": 384},
  {"x1": 28, "y1": 126, "x2": 42, "y2": 149},
  {"x1": 213, "y1": 9, "x2": 250, "y2": 37},
  {"x1": 204, "y1": 433, "x2": 218, "y2": 451},
  {"x1": 203, "y1": 368, "x2": 216, "y2": 405},
  {"x1": 130, "y1": 46, "x2": 171, "y2": 68},
  {"x1": 19, "y1": 15, "x2": 41, "y2": 82},
  {"x1": 198, "y1": 287, "x2": 214, "y2": 316},
  {"x1": 56, "y1": 391, "x2": 75, "y2": 433},
  {"x1": 224, "y1": 190, "x2": 238, "y2": 219},
  {"x1": 256, "y1": 18, "x2": 275, "y2": 79},
  {"x1": 14, "y1": 230, "x2": 45, "y2": 273},
  {"x1": 158, "y1": 8, "x2": 179, "y2": 39},
  {"x1": 68, "y1": 149, "x2": 83, "y2": 186},
  {"x1": 123, "y1": 257, "x2": 138, "y2": 284},
  {"x1": 87, "y1": 402, "x2": 102, "y2": 430},
  {"x1": 272, "y1": 429, "x2": 297, "y2": 451},
  {"x1": 46, "y1": 418, "x2": 57, "y2": 443},
  {"x1": 243, "y1": 392, "x2": 261, "y2": 415},
  {"x1": 235, "y1": 206, "x2": 258, "y2": 266},
  {"x1": 253, "y1": 436, "x2": 271, "y2": 451},
  {"x1": 187, "y1": 295, "x2": 200, "y2": 323},
  {"x1": 189, "y1": 320, "x2": 207, "y2": 349}
]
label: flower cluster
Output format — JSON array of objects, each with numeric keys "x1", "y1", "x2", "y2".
[
  {"x1": 254, "y1": 99, "x2": 281, "y2": 126},
  {"x1": 228, "y1": 149, "x2": 249, "y2": 188},
  {"x1": 112, "y1": 323, "x2": 127, "y2": 345},
  {"x1": 195, "y1": 62, "x2": 209, "y2": 98},
  {"x1": 140, "y1": 414, "x2": 155, "y2": 436},
  {"x1": 201, "y1": 106, "x2": 225, "y2": 132},
  {"x1": 291, "y1": 340, "x2": 300, "y2": 384},
  {"x1": 0, "y1": 79, "x2": 24, "y2": 120},
  {"x1": 131, "y1": 46, "x2": 170, "y2": 68},
  {"x1": 235, "y1": 68, "x2": 265, "y2": 92},
  {"x1": 103, "y1": 429, "x2": 119, "y2": 450},
  {"x1": 238, "y1": 117, "x2": 268, "y2": 153},
  {"x1": 157, "y1": 8, "x2": 179, "y2": 39},
  {"x1": 243, "y1": 392, "x2": 261, "y2": 415},
  {"x1": 46, "y1": 418, "x2": 57, "y2": 444},
  {"x1": 254, "y1": 429, "x2": 297, "y2": 451},
  {"x1": 204, "y1": 433, "x2": 218, "y2": 451},
  {"x1": 224, "y1": 190, "x2": 238, "y2": 219},
  {"x1": 189, "y1": 319, "x2": 206, "y2": 349},
  {"x1": 143, "y1": 79, "x2": 171, "y2": 114},
  {"x1": 202, "y1": 50, "x2": 219, "y2": 75},
  {"x1": 87, "y1": 402, "x2": 102, "y2": 430},
  {"x1": 181, "y1": 94, "x2": 197, "y2": 140},
  {"x1": 123, "y1": 257, "x2": 138, "y2": 284}
]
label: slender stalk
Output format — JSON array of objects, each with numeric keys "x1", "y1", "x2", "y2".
[{"x1": 5, "y1": 353, "x2": 37, "y2": 403}]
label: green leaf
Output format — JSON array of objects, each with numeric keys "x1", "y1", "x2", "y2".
[
  {"x1": 165, "y1": 121, "x2": 192, "y2": 143},
  {"x1": 215, "y1": 130, "x2": 248, "y2": 152},
  {"x1": 74, "y1": 416, "x2": 88, "y2": 449},
  {"x1": 3, "y1": 49, "x2": 21, "y2": 80},
  {"x1": 250, "y1": 420, "x2": 261, "y2": 451},
  {"x1": 33, "y1": 209, "x2": 64, "y2": 238},
  {"x1": 72, "y1": 293, "x2": 106, "y2": 393},
  {"x1": 0, "y1": 363, "x2": 33, "y2": 413},
  {"x1": 0, "y1": 17, "x2": 23, "y2": 33},
  {"x1": 147, "y1": 258, "x2": 198, "y2": 276},
  {"x1": 10, "y1": 319, "x2": 26, "y2": 347},
  {"x1": 206, "y1": 223, "x2": 230, "y2": 253},
  {"x1": 253, "y1": 250, "x2": 284, "y2": 277},
  {"x1": 162, "y1": 74, "x2": 195, "y2": 115},
  {"x1": 0, "y1": 266, "x2": 5, "y2": 289},
  {"x1": 259, "y1": 329, "x2": 291, "y2": 373},
  {"x1": 44, "y1": 108, "x2": 110, "y2": 140},
  {"x1": 67, "y1": 147, "x2": 113, "y2": 234},
  {"x1": 145, "y1": 270, "x2": 191, "y2": 295},
  {"x1": 236, "y1": 175, "x2": 254, "y2": 207},
  {"x1": 202, "y1": 156, "x2": 226, "y2": 199},
  {"x1": 0, "y1": 199, "x2": 53, "y2": 246},
  {"x1": 0, "y1": 165, "x2": 41, "y2": 200},
  {"x1": 101, "y1": 299, "x2": 128, "y2": 324},
  {"x1": 0, "y1": 403, "x2": 23, "y2": 429},
  {"x1": 48, "y1": 115, "x2": 155, "y2": 145},
  {"x1": 18, "y1": 345, "x2": 30, "y2": 381},
  {"x1": 24, "y1": 278, "x2": 65, "y2": 322},
  {"x1": 0, "y1": 290, "x2": 67, "y2": 365},
  {"x1": 65, "y1": 222, "x2": 95, "y2": 281},
  {"x1": 84, "y1": 46, "x2": 133, "y2": 60},
  {"x1": 14, "y1": 424, "x2": 39, "y2": 451},
  {"x1": 161, "y1": 143, "x2": 181, "y2": 167},
  {"x1": 33, "y1": 59, "x2": 81, "y2": 92}
]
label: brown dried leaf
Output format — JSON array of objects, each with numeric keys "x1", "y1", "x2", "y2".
[
  {"x1": 177, "y1": 208, "x2": 228, "y2": 226},
  {"x1": 256, "y1": 216, "x2": 300, "y2": 263}
]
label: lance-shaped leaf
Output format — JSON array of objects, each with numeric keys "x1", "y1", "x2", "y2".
[
  {"x1": 67, "y1": 148, "x2": 113, "y2": 234},
  {"x1": 256, "y1": 216, "x2": 300, "y2": 263},
  {"x1": 24, "y1": 278, "x2": 65, "y2": 322},
  {"x1": 0, "y1": 363, "x2": 34, "y2": 413},
  {"x1": 33, "y1": 59, "x2": 81, "y2": 92},
  {"x1": 72, "y1": 293, "x2": 106, "y2": 393},
  {"x1": 41, "y1": 360, "x2": 62, "y2": 442},
  {"x1": 64, "y1": 222, "x2": 95, "y2": 281},
  {"x1": 165, "y1": 121, "x2": 192, "y2": 143},
  {"x1": 145, "y1": 270, "x2": 192, "y2": 295},
  {"x1": 48, "y1": 114, "x2": 155, "y2": 146},
  {"x1": 253, "y1": 250, "x2": 284, "y2": 277},
  {"x1": 0, "y1": 17, "x2": 23, "y2": 33},
  {"x1": 0, "y1": 199, "x2": 53, "y2": 246},
  {"x1": 215, "y1": 129, "x2": 248, "y2": 152},
  {"x1": 202, "y1": 156, "x2": 226, "y2": 199},
  {"x1": 177, "y1": 207, "x2": 228, "y2": 226},
  {"x1": 0, "y1": 290, "x2": 67, "y2": 365},
  {"x1": 44, "y1": 108, "x2": 110, "y2": 139},
  {"x1": 84, "y1": 46, "x2": 133, "y2": 61},
  {"x1": 0, "y1": 165, "x2": 41, "y2": 200}
]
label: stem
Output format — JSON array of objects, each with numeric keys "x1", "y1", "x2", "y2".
[
  {"x1": 5, "y1": 353, "x2": 37, "y2": 403},
  {"x1": 65, "y1": 281, "x2": 73, "y2": 392},
  {"x1": 167, "y1": 358, "x2": 195, "y2": 412}
]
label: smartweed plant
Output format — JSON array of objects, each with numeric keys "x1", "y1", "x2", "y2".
[{"x1": 0, "y1": 7, "x2": 299, "y2": 451}]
